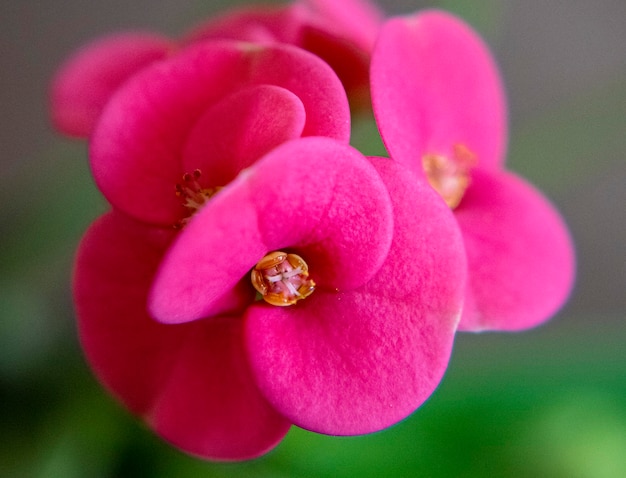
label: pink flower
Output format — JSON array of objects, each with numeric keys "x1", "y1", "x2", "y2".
[
  {"x1": 90, "y1": 39, "x2": 351, "y2": 225},
  {"x1": 49, "y1": 32, "x2": 174, "y2": 138},
  {"x1": 73, "y1": 38, "x2": 467, "y2": 460},
  {"x1": 371, "y1": 11, "x2": 575, "y2": 331},
  {"x1": 49, "y1": 0, "x2": 382, "y2": 137}
]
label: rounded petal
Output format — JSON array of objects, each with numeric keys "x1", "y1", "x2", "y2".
[
  {"x1": 298, "y1": 0, "x2": 383, "y2": 108},
  {"x1": 182, "y1": 84, "x2": 306, "y2": 188},
  {"x1": 455, "y1": 170, "x2": 575, "y2": 331},
  {"x1": 149, "y1": 182, "x2": 265, "y2": 324},
  {"x1": 186, "y1": 1, "x2": 379, "y2": 110},
  {"x1": 250, "y1": 142, "x2": 393, "y2": 292},
  {"x1": 371, "y1": 10, "x2": 507, "y2": 174},
  {"x1": 298, "y1": 24, "x2": 372, "y2": 110},
  {"x1": 186, "y1": 0, "x2": 382, "y2": 55},
  {"x1": 74, "y1": 211, "x2": 182, "y2": 414},
  {"x1": 184, "y1": 5, "x2": 302, "y2": 44},
  {"x1": 245, "y1": 158, "x2": 466, "y2": 435},
  {"x1": 50, "y1": 32, "x2": 172, "y2": 137},
  {"x1": 149, "y1": 137, "x2": 394, "y2": 324},
  {"x1": 75, "y1": 212, "x2": 289, "y2": 460},
  {"x1": 301, "y1": 0, "x2": 383, "y2": 53},
  {"x1": 90, "y1": 40, "x2": 350, "y2": 226},
  {"x1": 148, "y1": 317, "x2": 291, "y2": 461}
]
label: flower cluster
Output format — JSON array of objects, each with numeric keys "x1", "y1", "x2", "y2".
[{"x1": 51, "y1": 0, "x2": 574, "y2": 461}]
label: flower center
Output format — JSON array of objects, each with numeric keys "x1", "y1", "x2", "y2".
[
  {"x1": 174, "y1": 169, "x2": 221, "y2": 229},
  {"x1": 422, "y1": 144, "x2": 477, "y2": 209},
  {"x1": 251, "y1": 251, "x2": 316, "y2": 306}
]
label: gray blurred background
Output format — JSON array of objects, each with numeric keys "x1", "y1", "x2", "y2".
[{"x1": 1, "y1": 1, "x2": 625, "y2": 477}]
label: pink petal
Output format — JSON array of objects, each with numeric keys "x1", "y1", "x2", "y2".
[
  {"x1": 245, "y1": 158, "x2": 466, "y2": 435},
  {"x1": 183, "y1": 84, "x2": 306, "y2": 188},
  {"x1": 74, "y1": 211, "x2": 183, "y2": 414},
  {"x1": 455, "y1": 169, "x2": 575, "y2": 331},
  {"x1": 249, "y1": 142, "x2": 393, "y2": 292},
  {"x1": 149, "y1": 182, "x2": 266, "y2": 324},
  {"x1": 149, "y1": 138, "x2": 394, "y2": 324},
  {"x1": 297, "y1": 24, "x2": 372, "y2": 110},
  {"x1": 186, "y1": 2, "x2": 379, "y2": 109},
  {"x1": 186, "y1": 0, "x2": 382, "y2": 55},
  {"x1": 50, "y1": 32, "x2": 172, "y2": 138},
  {"x1": 148, "y1": 316, "x2": 291, "y2": 461},
  {"x1": 184, "y1": 5, "x2": 302, "y2": 44},
  {"x1": 75, "y1": 212, "x2": 289, "y2": 460},
  {"x1": 297, "y1": 0, "x2": 383, "y2": 109},
  {"x1": 371, "y1": 10, "x2": 507, "y2": 175},
  {"x1": 300, "y1": 0, "x2": 383, "y2": 53},
  {"x1": 90, "y1": 40, "x2": 350, "y2": 226}
]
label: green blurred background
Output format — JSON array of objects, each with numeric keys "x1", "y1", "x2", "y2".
[{"x1": 1, "y1": 1, "x2": 625, "y2": 476}]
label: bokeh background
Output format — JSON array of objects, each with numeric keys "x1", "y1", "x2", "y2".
[{"x1": 1, "y1": 0, "x2": 625, "y2": 476}]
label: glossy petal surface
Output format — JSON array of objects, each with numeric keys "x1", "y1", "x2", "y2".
[
  {"x1": 90, "y1": 40, "x2": 350, "y2": 226},
  {"x1": 455, "y1": 170, "x2": 575, "y2": 331},
  {"x1": 245, "y1": 158, "x2": 466, "y2": 435},
  {"x1": 50, "y1": 32, "x2": 172, "y2": 137},
  {"x1": 75, "y1": 212, "x2": 289, "y2": 460},
  {"x1": 371, "y1": 10, "x2": 506, "y2": 174},
  {"x1": 149, "y1": 137, "x2": 394, "y2": 324}
]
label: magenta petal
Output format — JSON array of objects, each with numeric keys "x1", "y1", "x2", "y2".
[
  {"x1": 149, "y1": 183, "x2": 265, "y2": 324},
  {"x1": 90, "y1": 40, "x2": 350, "y2": 226},
  {"x1": 249, "y1": 140, "x2": 393, "y2": 290},
  {"x1": 184, "y1": 5, "x2": 302, "y2": 45},
  {"x1": 149, "y1": 316, "x2": 290, "y2": 461},
  {"x1": 455, "y1": 170, "x2": 575, "y2": 331},
  {"x1": 371, "y1": 11, "x2": 507, "y2": 174},
  {"x1": 183, "y1": 85, "x2": 306, "y2": 187},
  {"x1": 74, "y1": 212, "x2": 184, "y2": 414},
  {"x1": 297, "y1": 0, "x2": 382, "y2": 109},
  {"x1": 75, "y1": 213, "x2": 288, "y2": 460},
  {"x1": 149, "y1": 137, "x2": 393, "y2": 324},
  {"x1": 187, "y1": 1, "x2": 379, "y2": 109},
  {"x1": 245, "y1": 158, "x2": 466, "y2": 435},
  {"x1": 50, "y1": 32, "x2": 172, "y2": 138},
  {"x1": 297, "y1": 24, "x2": 372, "y2": 110},
  {"x1": 301, "y1": 0, "x2": 383, "y2": 52}
]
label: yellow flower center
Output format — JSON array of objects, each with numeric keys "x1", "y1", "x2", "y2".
[
  {"x1": 251, "y1": 251, "x2": 316, "y2": 306},
  {"x1": 422, "y1": 144, "x2": 477, "y2": 209},
  {"x1": 174, "y1": 169, "x2": 221, "y2": 229}
]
